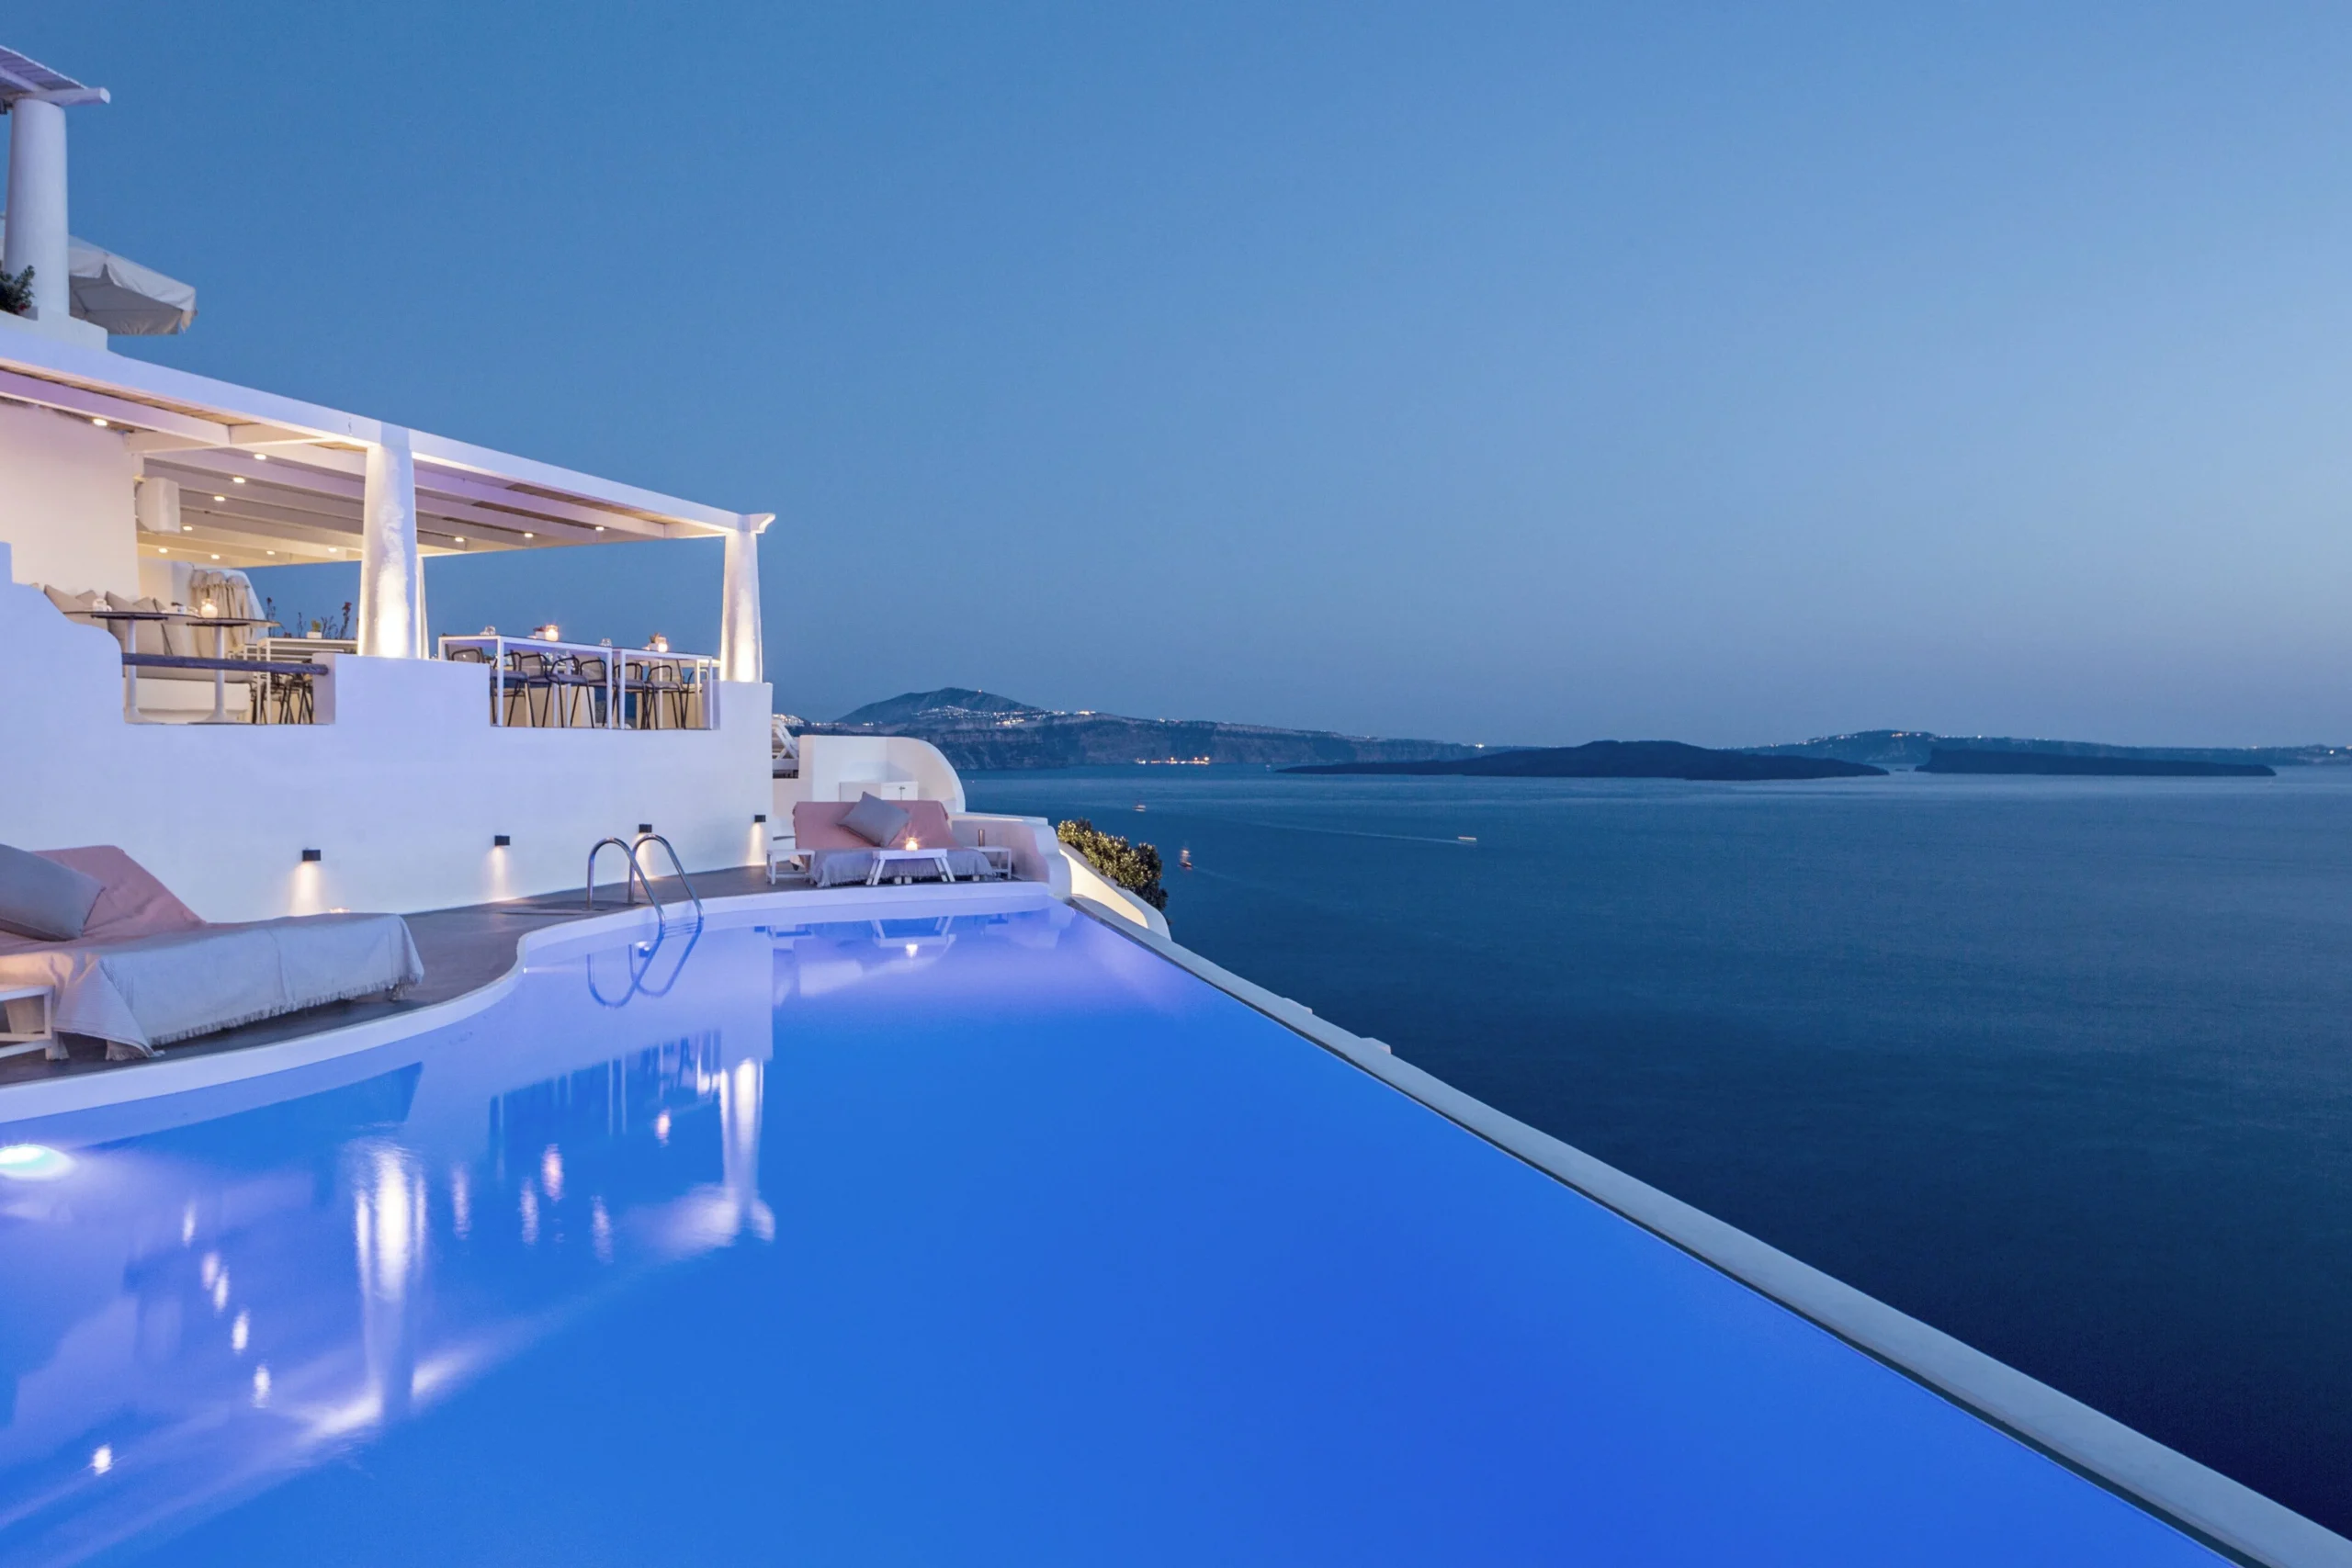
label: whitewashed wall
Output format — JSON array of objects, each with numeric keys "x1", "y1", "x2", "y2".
[
  {"x1": 0, "y1": 551, "x2": 771, "y2": 922},
  {"x1": 0, "y1": 400, "x2": 138, "y2": 599},
  {"x1": 781, "y1": 734, "x2": 968, "y2": 811}
]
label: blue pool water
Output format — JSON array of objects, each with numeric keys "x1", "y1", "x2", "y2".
[
  {"x1": 967, "y1": 765, "x2": 2352, "y2": 1536},
  {"x1": 0, "y1": 897, "x2": 2218, "y2": 1563}
]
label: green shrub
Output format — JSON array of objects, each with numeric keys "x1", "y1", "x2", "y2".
[
  {"x1": 1057, "y1": 818, "x2": 1168, "y2": 910},
  {"x1": 0, "y1": 265, "x2": 32, "y2": 317}
]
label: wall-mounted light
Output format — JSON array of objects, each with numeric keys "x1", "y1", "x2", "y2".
[
  {"x1": 90, "y1": 416, "x2": 107, "y2": 427},
  {"x1": 300, "y1": 849, "x2": 322, "y2": 863},
  {"x1": 637, "y1": 823, "x2": 652, "y2": 835},
  {"x1": 253, "y1": 453, "x2": 268, "y2": 462},
  {"x1": 211, "y1": 495, "x2": 224, "y2": 502},
  {"x1": 232, "y1": 476, "x2": 245, "y2": 485},
  {"x1": 492, "y1": 834, "x2": 511, "y2": 847},
  {"x1": 752, "y1": 813, "x2": 766, "y2": 824}
]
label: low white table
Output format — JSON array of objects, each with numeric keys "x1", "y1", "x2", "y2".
[
  {"x1": 0, "y1": 984, "x2": 55, "y2": 1061},
  {"x1": 865, "y1": 847, "x2": 955, "y2": 886}
]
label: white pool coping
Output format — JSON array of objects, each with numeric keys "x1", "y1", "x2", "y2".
[{"x1": 1064, "y1": 897, "x2": 2352, "y2": 1568}]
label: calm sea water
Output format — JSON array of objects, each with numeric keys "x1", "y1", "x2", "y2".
[{"x1": 967, "y1": 765, "x2": 2352, "y2": 1534}]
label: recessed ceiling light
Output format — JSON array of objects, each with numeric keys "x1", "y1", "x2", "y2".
[
  {"x1": 232, "y1": 476, "x2": 245, "y2": 484},
  {"x1": 594, "y1": 525, "x2": 605, "y2": 532},
  {"x1": 90, "y1": 416, "x2": 107, "y2": 427},
  {"x1": 522, "y1": 532, "x2": 534, "y2": 539},
  {"x1": 253, "y1": 453, "x2": 268, "y2": 462},
  {"x1": 212, "y1": 495, "x2": 225, "y2": 502}
]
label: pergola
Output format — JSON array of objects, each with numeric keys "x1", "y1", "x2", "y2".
[{"x1": 0, "y1": 321, "x2": 773, "y2": 680}]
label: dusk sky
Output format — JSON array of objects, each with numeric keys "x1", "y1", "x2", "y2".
[{"x1": 21, "y1": 4, "x2": 2352, "y2": 746}]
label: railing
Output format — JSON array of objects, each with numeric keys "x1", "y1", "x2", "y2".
[{"x1": 438, "y1": 635, "x2": 719, "y2": 730}]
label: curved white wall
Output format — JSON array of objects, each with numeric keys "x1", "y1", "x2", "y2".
[{"x1": 784, "y1": 734, "x2": 967, "y2": 811}]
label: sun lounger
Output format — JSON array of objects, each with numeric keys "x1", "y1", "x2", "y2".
[
  {"x1": 789, "y1": 797, "x2": 1002, "y2": 888},
  {"x1": 0, "y1": 845, "x2": 424, "y2": 1060}
]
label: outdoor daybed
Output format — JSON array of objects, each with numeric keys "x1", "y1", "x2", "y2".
[
  {"x1": 0, "y1": 844, "x2": 424, "y2": 1061},
  {"x1": 788, "y1": 796, "x2": 1002, "y2": 888}
]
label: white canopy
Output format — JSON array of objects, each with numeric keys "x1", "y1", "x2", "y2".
[{"x1": 0, "y1": 215, "x2": 195, "y2": 334}]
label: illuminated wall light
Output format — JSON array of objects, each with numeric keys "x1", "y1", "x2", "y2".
[
  {"x1": 183, "y1": 524, "x2": 195, "y2": 531},
  {"x1": 593, "y1": 525, "x2": 605, "y2": 531},
  {"x1": 209, "y1": 554, "x2": 220, "y2": 560},
  {"x1": 90, "y1": 416, "x2": 107, "y2": 427},
  {"x1": 522, "y1": 532, "x2": 535, "y2": 539},
  {"x1": 211, "y1": 495, "x2": 224, "y2": 502},
  {"x1": 232, "y1": 475, "x2": 245, "y2": 484},
  {"x1": 252, "y1": 452, "x2": 268, "y2": 461},
  {"x1": 300, "y1": 849, "x2": 322, "y2": 863}
]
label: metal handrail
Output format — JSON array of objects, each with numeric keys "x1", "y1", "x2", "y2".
[
  {"x1": 586, "y1": 836, "x2": 662, "y2": 926},
  {"x1": 629, "y1": 834, "x2": 705, "y2": 926}
]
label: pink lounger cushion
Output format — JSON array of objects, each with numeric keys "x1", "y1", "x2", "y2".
[
  {"x1": 0, "y1": 846, "x2": 204, "y2": 953},
  {"x1": 793, "y1": 799, "x2": 960, "y2": 852}
]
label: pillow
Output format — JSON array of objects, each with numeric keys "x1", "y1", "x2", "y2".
[
  {"x1": 41, "y1": 585, "x2": 102, "y2": 626},
  {"x1": 841, "y1": 792, "x2": 913, "y2": 848},
  {"x1": 0, "y1": 842, "x2": 106, "y2": 942}
]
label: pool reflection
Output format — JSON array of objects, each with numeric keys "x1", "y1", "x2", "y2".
[{"x1": 0, "y1": 924, "x2": 780, "y2": 1565}]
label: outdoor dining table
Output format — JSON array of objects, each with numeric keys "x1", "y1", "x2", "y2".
[{"x1": 83, "y1": 609, "x2": 278, "y2": 723}]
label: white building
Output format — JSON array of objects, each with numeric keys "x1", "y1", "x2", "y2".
[{"x1": 0, "y1": 45, "x2": 1111, "y2": 926}]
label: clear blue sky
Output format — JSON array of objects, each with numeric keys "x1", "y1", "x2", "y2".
[{"x1": 19, "y1": 4, "x2": 2352, "y2": 745}]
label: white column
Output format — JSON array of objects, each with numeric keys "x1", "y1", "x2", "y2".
[
  {"x1": 358, "y1": 424, "x2": 422, "y2": 658},
  {"x1": 719, "y1": 513, "x2": 772, "y2": 683},
  {"x1": 4, "y1": 97, "x2": 71, "y2": 322}
]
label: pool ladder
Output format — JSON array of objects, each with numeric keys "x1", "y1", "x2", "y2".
[{"x1": 585, "y1": 832, "x2": 705, "y2": 941}]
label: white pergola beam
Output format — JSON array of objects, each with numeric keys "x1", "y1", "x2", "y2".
[{"x1": 0, "y1": 368, "x2": 232, "y2": 444}]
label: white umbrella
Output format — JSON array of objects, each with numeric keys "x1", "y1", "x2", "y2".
[{"x1": 0, "y1": 214, "x2": 195, "y2": 334}]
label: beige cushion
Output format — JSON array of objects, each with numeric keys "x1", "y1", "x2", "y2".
[
  {"x1": 40, "y1": 585, "x2": 103, "y2": 627},
  {"x1": 105, "y1": 592, "x2": 165, "y2": 656}
]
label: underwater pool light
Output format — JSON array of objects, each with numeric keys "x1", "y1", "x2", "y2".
[{"x1": 0, "y1": 1144, "x2": 74, "y2": 1180}]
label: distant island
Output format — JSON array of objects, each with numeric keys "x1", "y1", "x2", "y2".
[
  {"x1": 788, "y1": 697, "x2": 2346, "y2": 776},
  {"x1": 1750, "y1": 729, "x2": 2342, "y2": 770},
  {"x1": 792, "y1": 689, "x2": 1485, "y2": 771},
  {"x1": 1286, "y1": 741, "x2": 1883, "y2": 782},
  {"x1": 1918, "y1": 748, "x2": 2274, "y2": 778}
]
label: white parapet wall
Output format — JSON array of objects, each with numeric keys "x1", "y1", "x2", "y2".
[
  {"x1": 780, "y1": 733, "x2": 967, "y2": 812},
  {"x1": 0, "y1": 556, "x2": 771, "y2": 921}
]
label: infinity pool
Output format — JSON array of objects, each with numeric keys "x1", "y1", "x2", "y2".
[{"x1": 0, "y1": 896, "x2": 2215, "y2": 1565}]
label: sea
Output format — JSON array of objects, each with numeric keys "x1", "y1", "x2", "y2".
[{"x1": 965, "y1": 764, "x2": 2352, "y2": 1535}]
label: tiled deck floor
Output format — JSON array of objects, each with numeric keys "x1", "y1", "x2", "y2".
[{"x1": 0, "y1": 864, "x2": 824, "y2": 1089}]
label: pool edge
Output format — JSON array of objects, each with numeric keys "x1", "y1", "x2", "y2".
[{"x1": 1063, "y1": 896, "x2": 2351, "y2": 1568}]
